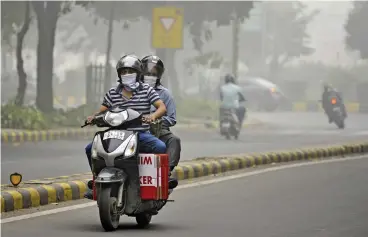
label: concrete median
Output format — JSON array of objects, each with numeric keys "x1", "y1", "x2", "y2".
[
  {"x1": 1, "y1": 119, "x2": 264, "y2": 144},
  {"x1": 1, "y1": 142, "x2": 367, "y2": 213}
]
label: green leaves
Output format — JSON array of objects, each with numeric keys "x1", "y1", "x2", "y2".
[
  {"x1": 1, "y1": 1, "x2": 28, "y2": 46},
  {"x1": 345, "y1": 2, "x2": 368, "y2": 59},
  {"x1": 262, "y1": 2, "x2": 318, "y2": 59},
  {"x1": 84, "y1": 1, "x2": 254, "y2": 52},
  {"x1": 1, "y1": 102, "x2": 48, "y2": 130}
]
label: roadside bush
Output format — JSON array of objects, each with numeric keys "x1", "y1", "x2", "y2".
[
  {"x1": 56, "y1": 104, "x2": 96, "y2": 127},
  {"x1": 1, "y1": 99, "x2": 220, "y2": 130},
  {"x1": 0, "y1": 102, "x2": 97, "y2": 130},
  {"x1": 1, "y1": 103, "x2": 48, "y2": 130},
  {"x1": 177, "y1": 99, "x2": 219, "y2": 120}
]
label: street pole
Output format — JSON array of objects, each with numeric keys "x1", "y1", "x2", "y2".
[
  {"x1": 232, "y1": 13, "x2": 240, "y2": 80},
  {"x1": 104, "y1": 2, "x2": 115, "y2": 93},
  {"x1": 260, "y1": 2, "x2": 268, "y2": 77}
]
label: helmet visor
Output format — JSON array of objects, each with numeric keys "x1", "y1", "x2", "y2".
[
  {"x1": 122, "y1": 56, "x2": 140, "y2": 68},
  {"x1": 116, "y1": 55, "x2": 141, "y2": 73},
  {"x1": 143, "y1": 62, "x2": 163, "y2": 77}
]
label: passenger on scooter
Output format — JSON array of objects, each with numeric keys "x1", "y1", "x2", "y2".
[
  {"x1": 141, "y1": 55, "x2": 180, "y2": 190},
  {"x1": 322, "y1": 83, "x2": 347, "y2": 123},
  {"x1": 83, "y1": 54, "x2": 167, "y2": 199},
  {"x1": 219, "y1": 74, "x2": 246, "y2": 125}
]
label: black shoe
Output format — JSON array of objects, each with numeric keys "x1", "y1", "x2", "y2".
[
  {"x1": 84, "y1": 189, "x2": 94, "y2": 200},
  {"x1": 169, "y1": 178, "x2": 178, "y2": 189},
  {"x1": 87, "y1": 180, "x2": 93, "y2": 189}
]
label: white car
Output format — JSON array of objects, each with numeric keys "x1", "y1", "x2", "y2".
[{"x1": 238, "y1": 77, "x2": 288, "y2": 112}]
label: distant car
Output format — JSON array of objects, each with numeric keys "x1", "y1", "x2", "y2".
[{"x1": 238, "y1": 77, "x2": 288, "y2": 112}]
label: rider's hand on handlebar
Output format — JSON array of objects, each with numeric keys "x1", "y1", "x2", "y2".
[
  {"x1": 86, "y1": 115, "x2": 95, "y2": 125},
  {"x1": 142, "y1": 114, "x2": 156, "y2": 123}
]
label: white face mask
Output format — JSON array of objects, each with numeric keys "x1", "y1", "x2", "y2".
[
  {"x1": 144, "y1": 75, "x2": 157, "y2": 87},
  {"x1": 120, "y1": 73, "x2": 139, "y2": 91}
]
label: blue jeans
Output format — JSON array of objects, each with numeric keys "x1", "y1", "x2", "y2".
[{"x1": 85, "y1": 131, "x2": 166, "y2": 171}]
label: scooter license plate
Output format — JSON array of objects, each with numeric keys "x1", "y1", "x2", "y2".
[
  {"x1": 103, "y1": 130, "x2": 125, "y2": 140},
  {"x1": 222, "y1": 122, "x2": 230, "y2": 128},
  {"x1": 332, "y1": 107, "x2": 340, "y2": 112}
]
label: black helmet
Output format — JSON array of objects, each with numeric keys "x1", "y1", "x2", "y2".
[
  {"x1": 116, "y1": 54, "x2": 142, "y2": 80},
  {"x1": 224, "y1": 74, "x2": 236, "y2": 84},
  {"x1": 141, "y1": 55, "x2": 165, "y2": 84},
  {"x1": 323, "y1": 83, "x2": 332, "y2": 92}
]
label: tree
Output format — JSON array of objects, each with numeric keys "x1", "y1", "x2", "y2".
[
  {"x1": 32, "y1": 1, "x2": 63, "y2": 112},
  {"x1": 345, "y1": 1, "x2": 368, "y2": 59},
  {"x1": 1, "y1": 1, "x2": 32, "y2": 106},
  {"x1": 85, "y1": 1, "x2": 254, "y2": 97},
  {"x1": 260, "y1": 2, "x2": 319, "y2": 79},
  {"x1": 1, "y1": 2, "x2": 26, "y2": 47},
  {"x1": 31, "y1": 1, "x2": 88, "y2": 112},
  {"x1": 15, "y1": 2, "x2": 32, "y2": 106}
]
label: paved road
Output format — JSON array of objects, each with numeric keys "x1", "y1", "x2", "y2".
[
  {"x1": 2, "y1": 112, "x2": 368, "y2": 182},
  {"x1": 253, "y1": 111, "x2": 368, "y2": 130},
  {"x1": 3, "y1": 156, "x2": 368, "y2": 237}
]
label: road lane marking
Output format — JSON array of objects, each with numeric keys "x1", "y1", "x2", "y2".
[{"x1": 2, "y1": 154, "x2": 368, "y2": 224}]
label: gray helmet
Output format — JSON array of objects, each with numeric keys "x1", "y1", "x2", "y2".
[
  {"x1": 116, "y1": 54, "x2": 142, "y2": 80},
  {"x1": 224, "y1": 74, "x2": 236, "y2": 84}
]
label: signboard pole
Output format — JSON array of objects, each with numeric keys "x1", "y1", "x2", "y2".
[{"x1": 151, "y1": 6, "x2": 183, "y2": 90}]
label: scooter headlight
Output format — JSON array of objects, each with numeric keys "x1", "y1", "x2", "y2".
[
  {"x1": 104, "y1": 110, "x2": 128, "y2": 127},
  {"x1": 91, "y1": 136, "x2": 99, "y2": 160},
  {"x1": 124, "y1": 134, "x2": 137, "y2": 158}
]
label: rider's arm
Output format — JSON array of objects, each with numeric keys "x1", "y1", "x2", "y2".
[
  {"x1": 90, "y1": 92, "x2": 111, "y2": 116},
  {"x1": 96, "y1": 105, "x2": 108, "y2": 114},
  {"x1": 238, "y1": 92, "x2": 246, "y2": 102},
  {"x1": 160, "y1": 89, "x2": 177, "y2": 127},
  {"x1": 148, "y1": 87, "x2": 167, "y2": 119},
  {"x1": 237, "y1": 86, "x2": 246, "y2": 102}
]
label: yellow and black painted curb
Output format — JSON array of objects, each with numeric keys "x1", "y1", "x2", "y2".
[
  {"x1": 1, "y1": 120, "x2": 263, "y2": 144},
  {"x1": 1, "y1": 142, "x2": 368, "y2": 212},
  {"x1": 1, "y1": 128, "x2": 100, "y2": 144},
  {"x1": 286, "y1": 102, "x2": 367, "y2": 113}
]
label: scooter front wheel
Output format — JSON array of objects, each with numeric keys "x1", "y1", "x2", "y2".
[{"x1": 98, "y1": 186, "x2": 120, "y2": 231}]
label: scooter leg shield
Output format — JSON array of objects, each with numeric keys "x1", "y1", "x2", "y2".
[{"x1": 120, "y1": 159, "x2": 144, "y2": 215}]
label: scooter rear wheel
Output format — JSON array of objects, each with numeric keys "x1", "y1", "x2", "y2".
[{"x1": 136, "y1": 213, "x2": 152, "y2": 228}]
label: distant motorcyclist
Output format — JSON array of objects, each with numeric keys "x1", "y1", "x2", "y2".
[
  {"x1": 141, "y1": 55, "x2": 180, "y2": 191},
  {"x1": 322, "y1": 83, "x2": 347, "y2": 123},
  {"x1": 219, "y1": 74, "x2": 246, "y2": 125}
]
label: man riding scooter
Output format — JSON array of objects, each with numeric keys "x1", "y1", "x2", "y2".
[
  {"x1": 141, "y1": 55, "x2": 180, "y2": 191},
  {"x1": 83, "y1": 54, "x2": 168, "y2": 199},
  {"x1": 322, "y1": 83, "x2": 347, "y2": 123},
  {"x1": 219, "y1": 74, "x2": 246, "y2": 128}
]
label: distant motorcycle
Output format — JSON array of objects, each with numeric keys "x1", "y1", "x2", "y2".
[
  {"x1": 322, "y1": 96, "x2": 346, "y2": 129},
  {"x1": 219, "y1": 108, "x2": 240, "y2": 140}
]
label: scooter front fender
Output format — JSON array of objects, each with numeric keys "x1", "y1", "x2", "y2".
[{"x1": 95, "y1": 167, "x2": 127, "y2": 183}]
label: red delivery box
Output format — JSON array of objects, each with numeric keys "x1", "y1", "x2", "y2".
[{"x1": 138, "y1": 154, "x2": 169, "y2": 200}]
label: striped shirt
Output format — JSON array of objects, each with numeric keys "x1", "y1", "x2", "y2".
[{"x1": 102, "y1": 83, "x2": 161, "y2": 131}]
